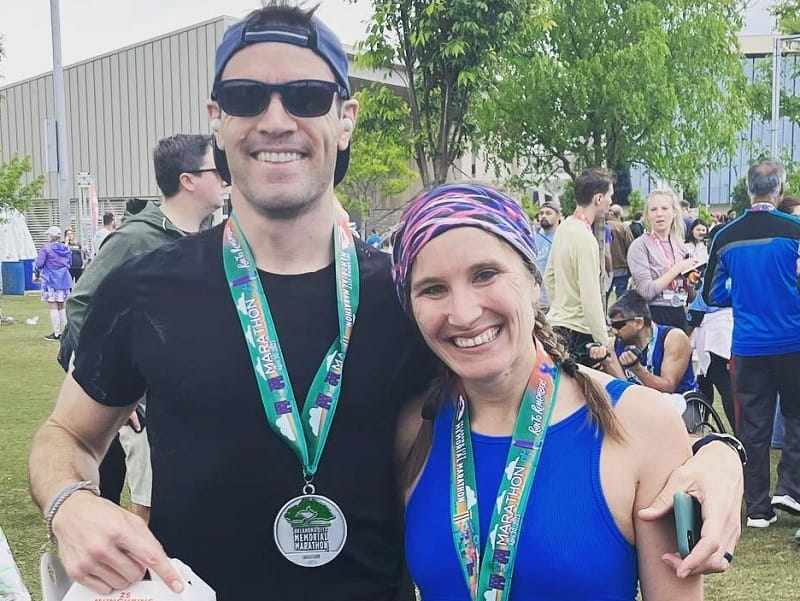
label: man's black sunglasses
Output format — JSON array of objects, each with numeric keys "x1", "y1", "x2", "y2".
[
  {"x1": 610, "y1": 317, "x2": 640, "y2": 330},
  {"x1": 212, "y1": 79, "x2": 348, "y2": 118},
  {"x1": 611, "y1": 318, "x2": 635, "y2": 330}
]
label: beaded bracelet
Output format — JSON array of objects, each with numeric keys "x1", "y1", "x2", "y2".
[{"x1": 44, "y1": 480, "x2": 100, "y2": 543}]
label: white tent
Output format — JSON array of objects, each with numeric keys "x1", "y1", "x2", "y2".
[{"x1": 0, "y1": 208, "x2": 37, "y2": 262}]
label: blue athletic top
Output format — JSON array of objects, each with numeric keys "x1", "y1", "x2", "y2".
[
  {"x1": 702, "y1": 207, "x2": 800, "y2": 356},
  {"x1": 406, "y1": 379, "x2": 638, "y2": 601},
  {"x1": 614, "y1": 323, "x2": 696, "y2": 394}
]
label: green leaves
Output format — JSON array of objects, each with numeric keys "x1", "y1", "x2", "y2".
[
  {"x1": 475, "y1": 0, "x2": 747, "y2": 188},
  {"x1": 356, "y1": 0, "x2": 546, "y2": 185},
  {"x1": 338, "y1": 86, "x2": 415, "y2": 222},
  {"x1": 0, "y1": 155, "x2": 45, "y2": 218}
]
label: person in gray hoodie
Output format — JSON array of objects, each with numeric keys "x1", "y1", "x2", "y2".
[{"x1": 60, "y1": 133, "x2": 225, "y2": 522}]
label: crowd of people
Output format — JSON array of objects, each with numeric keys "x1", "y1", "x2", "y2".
[
  {"x1": 17, "y1": 2, "x2": 798, "y2": 600},
  {"x1": 535, "y1": 164, "x2": 800, "y2": 538}
]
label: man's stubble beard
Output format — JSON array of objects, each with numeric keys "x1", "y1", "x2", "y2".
[{"x1": 233, "y1": 168, "x2": 333, "y2": 221}]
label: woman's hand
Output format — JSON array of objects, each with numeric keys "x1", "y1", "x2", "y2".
[{"x1": 638, "y1": 440, "x2": 743, "y2": 577}]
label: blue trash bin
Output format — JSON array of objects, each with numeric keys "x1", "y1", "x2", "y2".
[
  {"x1": 1, "y1": 261, "x2": 25, "y2": 295},
  {"x1": 21, "y1": 258, "x2": 40, "y2": 291}
]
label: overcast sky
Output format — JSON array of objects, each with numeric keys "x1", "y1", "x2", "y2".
[{"x1": 0, "y1": 0, "x2": 781, "y2": 86}]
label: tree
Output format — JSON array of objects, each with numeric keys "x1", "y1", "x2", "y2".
[
  {"x1": 476, "y1": 0, "x2": 748, "y2": 188},
  {"x1": 352, "y1": 0, "x2": 549, "y2": 186},
  {"x1": 0, "y1": 156, "x2": 44, "y2": 220},
  {"x1": 338, "y1": 86, "x2": 416, "y2": 231}
]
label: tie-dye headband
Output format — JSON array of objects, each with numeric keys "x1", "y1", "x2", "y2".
[{"x1": 392, "y1": 183, "x2": 538, "y2": 313}]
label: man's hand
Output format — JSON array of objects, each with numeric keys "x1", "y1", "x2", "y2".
[
  {"x1": 52, "y1": 491, "x2": 183, "y2": 594},
  {"x1": 638, "y1": 441, "x2": 743, "y2": 577}
]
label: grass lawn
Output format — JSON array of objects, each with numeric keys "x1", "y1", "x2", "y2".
[{"x1": 1, "y1": 293, "x2": 799, "y2": 599}]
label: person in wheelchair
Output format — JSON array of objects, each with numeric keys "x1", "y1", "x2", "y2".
[{"x1": 590, "y1": 291, "x2": 697, "y2": 394}]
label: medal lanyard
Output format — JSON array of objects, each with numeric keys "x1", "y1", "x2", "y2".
[
  {"x1": 649, "y1": 234, "x2": 681, "y2": 292},
  {"x1": 450, "y1": 345, "x2": 560, "y2": 601},
  {"x1": 222, "y1": 214, "x2": 360, "y2": 479}
]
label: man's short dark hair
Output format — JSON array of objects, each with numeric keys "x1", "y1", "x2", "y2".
[
  {"x1": 102, "y1": 212, "x2": 115, "y2": 226},
  {"x1": 575, "y1": 168, "x2": 613, "y2": 207},
  {"x1": 747, "y1": 159, "x2": 785, "y2": 200},
  {"x1": 679, "y1": 199, "x2": 690, "y2": 210},
  {"x1": 632, "y1": 211, "x2": 643, "y2": 221},
  {"x1": 153, "y1": 134, "x2": 213, "y2": 198},
  {"x1": 243, "y1": 1, "x2": 320, "y2": 30},
  {"x1": 609, "y1": 290, "x2": 652, "y2": 326}
]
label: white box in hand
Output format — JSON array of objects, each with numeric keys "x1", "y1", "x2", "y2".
[{"x1": 40, "y1": 553, "x2": 215, "y2": 601}]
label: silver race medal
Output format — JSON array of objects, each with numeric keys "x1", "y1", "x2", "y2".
[{"x1": 274, "y1": 494, "x2": 347, "y2": 567}]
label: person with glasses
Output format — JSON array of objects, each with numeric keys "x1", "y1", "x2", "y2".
[
  {"x1": 29, "y1": 3, "x2": 745, "y2": 599},
  {"x1": 57, "y1": 133, "x2": 224, "y2": 526},
  {"x1": 597, "y1": 291, "x2": 697, "y2": 395}
]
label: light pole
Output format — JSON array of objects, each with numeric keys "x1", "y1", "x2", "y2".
[
  {"x1": 49, "y1": 0, "x2": 72, "y2": 231},
  {"x1": 770, "y1": 33, "x2": 800, "y2": 159}
]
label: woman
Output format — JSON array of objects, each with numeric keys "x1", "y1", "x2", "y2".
[
  {"x1": 685, "y1": 219, "x2": 709, "y2": 265},
  {"x1": 627, "y1": 190, "x2": 698, "y2": 331},
  {"x1": 34, "y1": 225, "x2": 72, "y2": 341},
  {"x1": 393, "y1": 184, "x2": 700, "y2": 601},
  {"x1": 63, "y1": 228, "x2": 85, "y2": 283}
]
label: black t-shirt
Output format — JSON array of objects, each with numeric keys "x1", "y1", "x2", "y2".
[{"x1": 73, "y1": 224, "x2": 434, "y2": 601}]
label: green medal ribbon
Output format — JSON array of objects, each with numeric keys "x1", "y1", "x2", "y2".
[
  {"x1": 222, "y1": 214, "x2": 359, "y2": 478},
  {"x1": 450, "y1": 346, "x2": 560, "y2": 601}
]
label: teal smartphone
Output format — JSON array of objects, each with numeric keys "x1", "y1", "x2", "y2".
[{"x1": 674, "y1": 492, "x2": 703, "y2": 558}]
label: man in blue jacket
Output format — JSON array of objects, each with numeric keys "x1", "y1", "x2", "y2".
[{"x1": 703, "y1": 159, "x2": 800, "y2": 528}]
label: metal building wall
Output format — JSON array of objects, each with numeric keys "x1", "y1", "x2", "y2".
[{"x1": 0, "y1": 16, "x2": 231, "y2": 245}]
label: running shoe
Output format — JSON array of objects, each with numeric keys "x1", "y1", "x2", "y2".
[
  {"x1": 746, "y1": 514, "x2": 777, "y2": 528},
  {"x1": 772, "y1": 494, "x2": 800, "y2": 516},
  {"x1": 43, "y1": 333, "x2": 60, "y2": 342}
]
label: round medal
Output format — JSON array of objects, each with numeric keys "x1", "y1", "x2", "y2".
[{"x1": 273, "y1": 494, "x2": 347, "y2": 567}]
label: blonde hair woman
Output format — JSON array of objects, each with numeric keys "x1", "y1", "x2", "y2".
[{"x1": 626, "y1": 190, "x2": 699, "y2": 331}]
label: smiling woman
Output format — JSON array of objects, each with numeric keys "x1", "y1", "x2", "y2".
[{"x1": 391, "y1": 183, "x2": 701, "y2": 601}]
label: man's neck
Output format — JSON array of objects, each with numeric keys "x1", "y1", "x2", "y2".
[
  {"x1": 230, "y1": 191, "x2": 336, "y2": 275},
  {"x1": 634, "y1": 325, "x2": 653, "y2": 350},
  {"x1": 159, "y1": 195, "x2": 207, "y2": 234},
  {"x1": 750, "y1": 196, "x2": 778, "y2": 208},
  {"x1": 573, "y1": 205, "x2": 597, "y2": 226}
]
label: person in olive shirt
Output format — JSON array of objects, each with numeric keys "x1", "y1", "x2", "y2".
[{"x1": 545, "y1": 168, "x2": 613, "y2": 363}]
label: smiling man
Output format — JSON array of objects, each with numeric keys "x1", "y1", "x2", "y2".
[{"x1": 29, "y1": 3, "x2": 746, "y2": 599}]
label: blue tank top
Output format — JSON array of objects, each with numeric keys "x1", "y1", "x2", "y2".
[
  {"x1": 614, "y1": 323, "x2": 696, "y2": 394},
  {"x1": 406, "y1": 379, "x2": 638, "y2": 601}
]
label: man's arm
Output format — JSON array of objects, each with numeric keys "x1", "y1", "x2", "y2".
[
  {"x1": 626, "y1": 329, "x2": 691, "y2": 393},
  {"x1": 29, "y1": 374, "x2": 182, "y2": 594},
  {"x1": 577, "y1": 237, "x2": 609, "y2": 346}
]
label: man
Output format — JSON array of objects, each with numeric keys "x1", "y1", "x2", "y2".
[
  {"x1": 596, "y1": 290, "x2": 697, "y2": 394},
  {"x1": 533, "y1": 199, "x2": 561, "y2": 311},
  {"x1": 60, "y1": 134, "x2": 225, "y2": 524},
  {"x1": 545, "y1": 168, "x2": 613, "y2": 363},
  {"x1": 703, "y1": 159, "x2": 800, "y2": 529},
  {"x1": 93, "y1": 212, "x2": 116, "y2": 252},
  {"x1": 629, "y1": 210, "x2": 645, "y2": 239},
  {"x1": 29, "y1": 4, "x2": 745, "y2": 599},
  {"x1": 365, "y1": 228, "x2": 379, "y2": 246},
  {"x1": 680, "y1": 199, "x2": 693, "y2": 235},
  {"x1": 606, "y1": 204, "x2": 633, "y2": 302}
]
